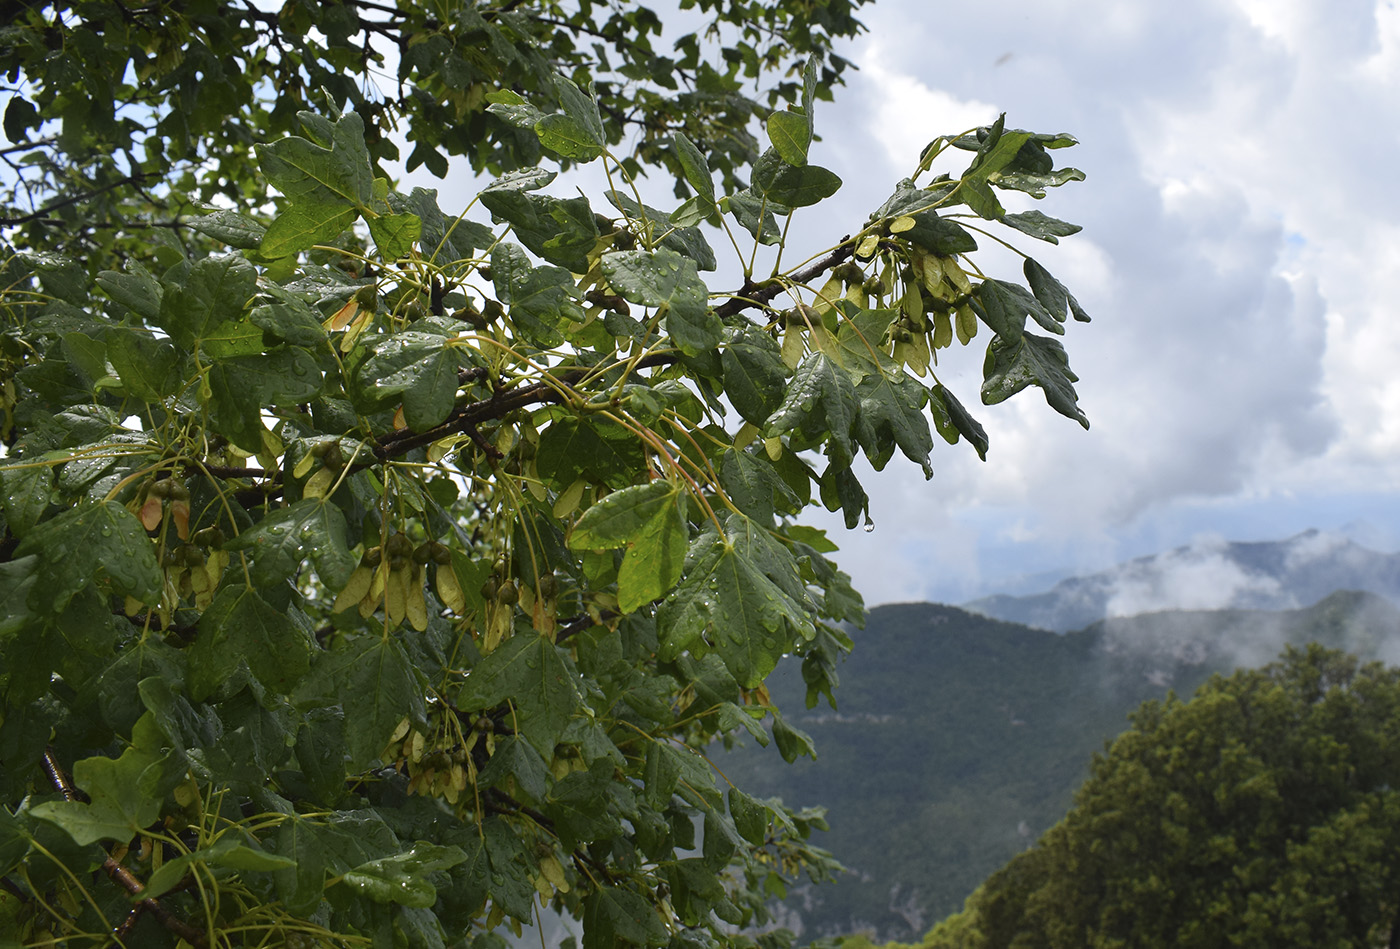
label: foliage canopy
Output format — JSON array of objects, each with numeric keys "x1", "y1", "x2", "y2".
[
  {"x1": 919, "y1": 645, "x2": 1400, "y2": 949},
  {"x1": 0, "y1": 1, "x2": 1092, "y2": 946}
]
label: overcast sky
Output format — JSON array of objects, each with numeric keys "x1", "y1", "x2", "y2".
[{"x1": 398, "y1": 0, "x2": 1400, "y2": 606}]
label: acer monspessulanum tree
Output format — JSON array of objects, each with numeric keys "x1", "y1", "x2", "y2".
[{"x1": 0, "y1": 2, "x2": 1092, "y2": 946}]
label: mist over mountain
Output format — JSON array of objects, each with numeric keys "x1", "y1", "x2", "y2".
[
  {"x1": 962, "y1": 529, "x2": 1400, "y2": 632},
  {"x1": 721, "y1": 590, "x2": 1400, "y2": 943}
]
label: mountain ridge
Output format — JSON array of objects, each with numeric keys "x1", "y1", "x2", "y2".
[{"x1": 961, "y1": 529, "x2": 1400, "y2": 632}]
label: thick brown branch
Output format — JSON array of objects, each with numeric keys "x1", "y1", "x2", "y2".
[
  {"x1": 374, "y1": 353, "x2": 678, "y2": 461},
  {"x1": 41, "y1": 749, "x2": 208, "y2": 949},
  {"x1": 713, "y1": 237, "x2": 854, "y2": 321}
]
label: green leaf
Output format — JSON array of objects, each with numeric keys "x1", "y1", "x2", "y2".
[
  {"x1": 480, "y1": 167, "x2": 556, "y2": 194},
  {"x1": 764, "y1": 353, "x2": 856, "y2": 468},
  {"x1": 728, "y1": 786, "x2": 768, "y2": 846},
  {"x1": 367, "y1": 211, "x2": 422, "y2": 261},
  {"x1": 601, "y1": 250, "x2": 719, "y2": 356},
  {"x1": 15, "y1": 501, "x2": 162, "y2": 610},
  {"x1": 255, "y1": 110, "x2": 374, "y2": 207},
  {"x1": 657, "y1": 523, "x2": 812, "y2": 688},
  {"x1": 1002, "y1": 210, "x2": 1082, "y2": 244},
  {"x1": 1025, "y1": 257, "x2": 1090, "y2": 323},
  {"x1": 188, "y1": 208, "x2": 268, "y2": 249},
  {"x1": 535, "y1": 113, "x2": 605, "y2": 161},
  {"x1": 772, "y1": 712, "x2": 817, "y2": 763},
  {"x1": 994, "y1": 166, "x2": 1087, "y2": 198},
  {"x1": 274, "y1": 818, "x2": 329, "y2": 916},
  {"x1": 343, "y1": 843, "x2": 468, "y2": 908},
  {"x1": 0, "y1": 464, "x2": 52, "y2": 538},
  {"x1": 489, "y1": 242, "x2": 583, "y2": 347},
  {"x1": 485, "y1": 90, "x2": 547, "y2": 129},
  {"x1": 223, "y1": 497, "x2": 357, "y2": 591},
  {"x1": 974, "y1": 279, "x2": 1028, "y2": 344},
  {"x1": 357, "y1": 330, "x2": 463, "y2": 430},
  {"x1": 569, "y1": 481, "x2": 679, "y2": 550},
  {"x1": 146, "y1": 835, "x2": 296, "y2": 899},
  {"x1": 965, "y1": 115, "x2": 1033, "y2": 183},
  {"x1": 294, "y1": 636, "x2": 425, "y2": 769},
  {"x1": 96, "y1": 260, "x2": 163, "y2": 321},
  {"x1": 756, "y1": 162, "x2": 842, "y2": 208},
  {"x1": 724, "y1": 190, "x2": 783, "y2": 245},
  {"x1": 454, "y1": 633, "x2": 582, "y2": 757},
  {"x1": 555, "y1": 75, "x2": 605, "y2": 147},
  {"x1": 722, "y1": 326, "x2": 788, "y2": 426},
  {"x1": 479, "y1": 190, "x2": 598, "y2": 273},
  {"x1": 605, "y1": 190, "x2": 717, "y2": 271},
  {"x1": 719, "y1": 449, "x2": 799, "y2": 525},
  {"x1": 672, "y1": 131, "x2": 715, "y2": 203},
  {"x1": 536, "y1": 416, "x2": 645, "y2": 489},
  {"x1": 767, "y1": 110, "x2": 812, "y2": 166},
  {"x1": 819, "y1": 462, "x2": 870, "y2": 530},
  {"x1": 188, "y1": 583, "x2": 314, "y2": 700},
  {"x1": 854, "y1": 368, "x2": 934, "y2": 477},
  {"x1": 261, "y1": 203, "x2": 359, "y2": 258},
  {"x1": 250, "y1": 298, "x2": 329, "y2": 348},
  {"x1": 546, "y1": 760, "x2": 625, "y2": 849},
  {"x1": 158, "y1": 254, "x2": 258, "y2": 349},
  {"x1": 981, "y1": 332, "x2": 1089, "y2": 429},
  {"x1": 477, "y1": 735, "x2": 550, "y2": 803},
  {"x1": 617, "y1": 496, "x2": 688, "y2": 613},
  {"x1": 0, "y1": 556, "x2": 38, "y2": 640},
  {"x1": 930, "y1": 383, "x2": 989, "y2": 460},
  {"x1": 204, "y1": 347, "x2": 324, "y2": 451},
  {"x1": 107, "y1": 331, "x2": 183, "y2": 402},
  {"x1": 583, "y1": 886, "x2": 670, "y2": 949},
  {"x1": 0, "y1": 808, "x2": 30, "y2": 876},
  {"x1": 30, "y1": 733, "x2": 172, "y2": 846}
]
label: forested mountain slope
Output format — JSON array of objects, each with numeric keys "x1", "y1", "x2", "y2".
[{"x1": 721, "y1": 591, "x2": 1400, "y2": 941}]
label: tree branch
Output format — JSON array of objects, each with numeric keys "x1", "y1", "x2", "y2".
[
  {"x1": 373, "y1": 353, "x2": 678, "y2": 461},
  {"x1": 42, "y1": 749, "x2": 208, "y2": 949},
  {"x1": 713, "y1": 237, "x2": 854, "y2": 321},
  {"x1": 0, "y1": 173, "x2": 149, "y2": 227}
]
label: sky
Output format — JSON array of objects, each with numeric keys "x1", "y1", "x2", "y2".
[{"x1": 406, "y1": 0, "x2": 1400, "y2": 606}]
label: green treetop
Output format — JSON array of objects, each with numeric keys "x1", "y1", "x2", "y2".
[
  {"x1": 0, "y1": 1, "x2": 1093, "y2": 946},
  {"x1": 920, "y1": 645, "x2": 1400, "y2": 949}
]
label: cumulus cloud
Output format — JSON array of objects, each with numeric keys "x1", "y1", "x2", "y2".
[{"x1": 804, "y1": 0, "x2": 1400, "y2": 604}]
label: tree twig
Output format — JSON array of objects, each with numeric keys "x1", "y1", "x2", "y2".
[{"x1": 41, "y1": 749, "x2": 209, "y2": 949}]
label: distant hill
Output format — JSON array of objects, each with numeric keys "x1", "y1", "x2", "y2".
[
  {"x1": 962, "y1": 530, "x2": 1400, "y2": 631},
  {"x1": 720, "y1": 590, "x2": 1400, "y2": 943}
]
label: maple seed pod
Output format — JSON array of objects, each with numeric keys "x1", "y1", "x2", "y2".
[
  {"x1": 180, "y1": 544, "x2": 206, "y2": 568},
  {"x1": 386, "y1": 533, "x2": 414, "y2": 558},
  {"x1": 412, "y1": 542, "x2": 434, "y2": 565},
  {"x1": 474, "y1": 716, "x2": 493, "y2": 733},
  {"x1": 476, "y1": 265, "x2": 493, "y2": 283},
  {"x1": 149, "y1": 478, "x2": 174, "y2": 499},
  {"x1": 192, "y1": 526, "x2": 225, "y2": 549},
  {"x1": 481, "y1": 299, "x2": 505, "y2": 322},
  {"x1": 352, "y1": 284, "x2": 379, "y2": 313},
  {"x1": 363, "y1": 546, "x2": 383, "y2": 567},
  {"x1": 429, "y1": 542, "x2": 452, "y2": 566},
  {"x1": 480, "y1": 577, "x2": 499, "y2": 601},
  {"x1": 833, "y1": 261, "x2": 864, "y2": 285},
  {"x1": 538, "y1": 574, "x2": 559, "y2": 598},
  {"x1": 496, "y1": 579, "x2": 519, "y2": 606}
]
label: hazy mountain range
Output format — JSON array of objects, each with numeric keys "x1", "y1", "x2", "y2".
[
  {"x1": 962, "y1": 529, "x2": 1400, "y2": 632},
  {"x1": 718, "y1": 530, "x2": 1400, "y2": 943}
]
